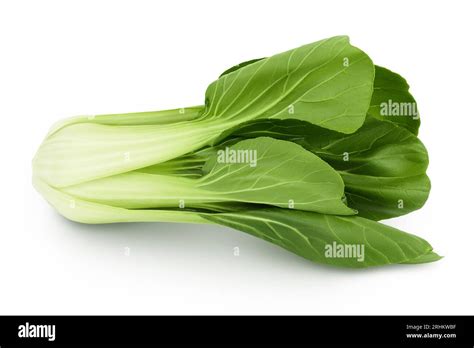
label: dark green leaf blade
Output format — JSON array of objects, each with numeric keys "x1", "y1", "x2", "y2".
[
  {"x1": 342, "y1": 173, "x2": 430, "y2": 220},
  {"x1": 368, "y1": 66, "x2": 420, "y2": 135},
  {"x1": 223, "y1": 116, "x2": 430, "y2": 220},
  {"x1": 203, "y1": 208, "x2": 439, "y2": 268}
]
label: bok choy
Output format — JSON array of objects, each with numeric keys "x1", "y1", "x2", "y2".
[{"x1": 33, "y1": 36, "x2": 439, "y2": 268}]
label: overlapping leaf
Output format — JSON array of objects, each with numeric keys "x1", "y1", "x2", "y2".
[
  {"x1": 202, "y1": 36, "x2": 374, "y2": 134},
  {"x1": 204, "y1": 208, "x2": 440, "y2": 268},
  {"x1": 225, "y1": 116, "x2": 430, "y2": 220}
]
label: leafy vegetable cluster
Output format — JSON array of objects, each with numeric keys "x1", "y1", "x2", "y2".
[{"x1": 33, "y1": 36, "x2": 439, "y2": 268}]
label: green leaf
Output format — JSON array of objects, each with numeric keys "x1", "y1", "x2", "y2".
[
  {"x1": 368, "y1": 66, "x2": 420, "y2": 135},
  {"x1": 222, "y1": 115, "x2": 430, "y2": 220},
  {"x1": 220, "y1": 60, "x2": 419, "y2": 135},
  {"x1": 294, "y1": 115, "x2": 430, "y2": 220},
  {"x1": 202, "y1": 36, "x2": 374, "y2": 134},
  {"x1": 60, "y1": 137, "x2": 354, "y2": 215},
  {"x1": 197, "y1": 137, "x2": 354, "y2": 214},
  {"x1": 341, "y1": 173, "x2": 430, "y2": 221},
  {"x1": 203, "y1": 208, "x2": 440, "y2": 268}
]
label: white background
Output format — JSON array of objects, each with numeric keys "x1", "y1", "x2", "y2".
[{"x1": 1, "y1": 0, "x2": 473, "y2": 315}]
